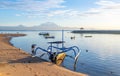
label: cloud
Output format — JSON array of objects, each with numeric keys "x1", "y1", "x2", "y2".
[
  {"x1": 95, "y1": 0, "x2": 120, "y2": 9},
  {"x1": 0, "y1": 0, "x2": 120, "y2": 19},
  {"x1": 78, "y1": 0, "x2": 120, "y2": 28},
  {"x1": 0, "y1": 0, "x2": 65, "y2": 11},
  {"x1": 47, "y1": 9, "x2": 80, "y2": 17},
  {"x1": 15, "y1": 14, "x2": 21, "y2": 16},
  {"x1": 81, "y1": 0, "x2": 120, "y2": 16},
  {"x1": 0, "y1": 0, "x2": 82, "y2": 18},
  {"x1": 0, "y1": 0, "x2": 67, "y2": 18}
]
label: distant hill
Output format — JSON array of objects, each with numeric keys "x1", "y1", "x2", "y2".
[
  {"x1": 40, "y1": 22, "x2": 59, "y2": 27},
  {"x1": 32, "y1": 22, "x2": 62, "y2": 30},
  {"x1": 0, "y1": 22, "x2": 77, "y2": 31},
  {"x1": 0, "y1": 25, "x2": 27, "y2": 31}
]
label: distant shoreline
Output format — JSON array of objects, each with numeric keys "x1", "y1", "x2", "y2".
[
  {"x1": 72, "y1": 30, "x2": 120, "y2": 34},
  {"x1": 0, "y1": 30, "x2": 72, "y2": 31}
]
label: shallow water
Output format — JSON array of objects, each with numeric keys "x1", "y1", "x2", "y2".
[{"x1": 2, "y1": 30, "x2": 120, "y2": 76}]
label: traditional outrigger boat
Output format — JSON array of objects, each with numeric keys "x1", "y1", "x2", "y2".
[
  {"x1": 31, "y1": 30, "x2": 81, "y2": 70},
  {"x1": 39, "y1": 32, "x2": 49, "y2": 36},
  {"x1": 44, "y1": 36, "x2": 55, "y2": 39}
]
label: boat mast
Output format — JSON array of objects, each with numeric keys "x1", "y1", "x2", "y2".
[{"x1": 62, "y1": 30, "x2": 64, "y2": 48}]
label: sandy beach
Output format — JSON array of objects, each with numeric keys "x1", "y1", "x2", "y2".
[{"x1": 0, "y1": 33, "x2": 87, "y2": 76}]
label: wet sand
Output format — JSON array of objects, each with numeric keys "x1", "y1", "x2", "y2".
[{"x1": 0, "y1": 34, "x2": 87, "y2": 76}]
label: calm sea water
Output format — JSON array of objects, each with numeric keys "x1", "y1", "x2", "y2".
[{"x1": 1, "y1": 30, "x2": 120, "y2": 76}]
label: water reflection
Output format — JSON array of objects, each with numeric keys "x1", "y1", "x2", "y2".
[{"x1": 9, "y1": 31, "x2": 120, "y2": 76}]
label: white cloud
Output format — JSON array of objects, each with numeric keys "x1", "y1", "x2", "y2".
[
  {"x1": 0, "y1": 0, "x2": 65, "y2": 11},
  {"x1": 73, "y1": 0, "x2": 120, "y2": 29},
  {"x1": 95, "y1": 0, "x2": 120, "y2": 9},
  {"x1": 47, "y1": 9, "x2": 80, "y2": 17},
  {"x1": 15, "y1": 14, "x2": 21, "y2": 16},
  {"x1": 0, "y1": 0, "x2": 120, "y2": 22},
  {"x1": 81, "y1": 0, "x2": 120, "y2": 17},
  {"x1": 0, "y1": 0, "x2": 82, "y2": 18},
  {"x1": 0, "y1": 0, "x2": 67, "y2": 18}
]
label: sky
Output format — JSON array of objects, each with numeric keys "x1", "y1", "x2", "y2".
[{"x1": 0, "y1": 0, "x2": 120, "y2": 29}]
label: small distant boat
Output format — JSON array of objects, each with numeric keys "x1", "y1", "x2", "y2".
[
  {"x1": 45, "y1": 36, "x2": 55, "y2": 39},
  {"x1": 71, "y1": 36, "x2": 75, "y2": 39},
  {"x1": 39, "y1": 32, "x2": 49, "y2": 36},
  {"x1": 84, "y1": 36, "x2": 92, "y2": 37}
]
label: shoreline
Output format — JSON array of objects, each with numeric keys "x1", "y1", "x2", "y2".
[
  {"x1": 0, "y1": 33, "x2": 87, "y2": 76},
  {"x1": 72, "y1": 30, "x2": 120, "y2": 34}
]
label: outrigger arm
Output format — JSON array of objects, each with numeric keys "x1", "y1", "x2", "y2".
[
  {"x1": 31, "y1": 30, "x2": 81, "y2": 70},
  {"x1": 31, "y1": 43, "x2": 81, "y2": 70}
]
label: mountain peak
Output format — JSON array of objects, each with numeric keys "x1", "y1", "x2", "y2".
[{"x1": 40, "y1": 22, "x2": 59, "y2": 27}]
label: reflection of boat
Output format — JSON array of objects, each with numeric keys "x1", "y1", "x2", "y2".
[
  {"x1": 39, "y1": 32, "x2": 49, "y2": 36},
  {"x1": 45, "y1": 36, "x2": 55, "y2": 39},
  {"x1": 84, "y1": 36, "x2": 92, "y2": 37}
]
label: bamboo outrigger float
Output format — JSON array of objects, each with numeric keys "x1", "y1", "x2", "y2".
[{"x1": 31, "y1": 30, "x2": 81, "y2": 70}]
